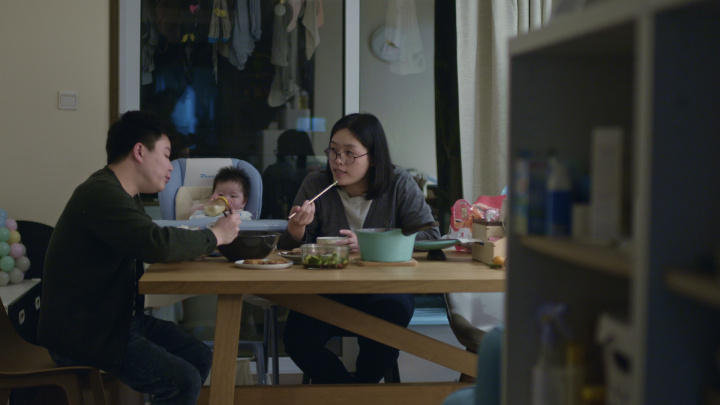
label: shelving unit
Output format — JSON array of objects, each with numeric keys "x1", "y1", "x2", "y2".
[
  {"x1": 504, "y1": 0, "x2": 720, "y2": 404},
  {"x1": 519, "y1": 235, "x2": 633, "y2": 277},
  {"x1": 666, "y1": 270, "x2": 720, "y2": 310}
]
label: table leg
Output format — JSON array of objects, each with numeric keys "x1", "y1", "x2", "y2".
[
  {"x1": 258, "y1": 294, "x2": 477, "y2": 377},
  {"x1": 208, "y1": 294, "x2": 244, "y2": 405}
]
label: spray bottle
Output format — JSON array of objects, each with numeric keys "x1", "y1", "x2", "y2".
[{"x1": 532, "y1": 303, "x2": 571, "y2": 405}]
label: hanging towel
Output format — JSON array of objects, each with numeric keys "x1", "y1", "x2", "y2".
[
  {"x1": 302, "y1": 0, "x2": 320, "y2": 59},
  {"x1": 271, "y1": 1, "x2": 291, "y2": 66},
  {"x1": 228, "y1": 0, "x2": 262, "y2": 70},
  {"x1": 316, "y1": 0, "x2": 324, "y2": 27},
  {"x1": 208, "y1": 0, "x2": 231, "y2": 43},
  {"x1": 287, "y1": 0, "x2": 304, "y2": 32},
  {"x1": 268, "y1": 65, "x2": 297, "y2": 107},
  {"x1": 386, "y1": 0, "x2": 426, "y2": 75},
  {"x1": 141, "y1": 0, "x2": 158, "y2": 85}
]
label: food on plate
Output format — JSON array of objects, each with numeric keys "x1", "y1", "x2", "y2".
[{"x1": 243, "y1": 259, "x2": 290, "y2": 265}]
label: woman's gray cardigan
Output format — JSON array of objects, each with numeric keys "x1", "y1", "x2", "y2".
[{"x1": 277, "y1": 167, "x2": 440, "y2": 249}]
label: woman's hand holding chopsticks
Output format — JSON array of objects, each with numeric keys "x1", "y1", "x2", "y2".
[
  {"x1": 286, "y1": 181, "x2": 337, "y2": 240},
  {"x1": 287, "y1": 200, "x2": 316, "y2": 240}
]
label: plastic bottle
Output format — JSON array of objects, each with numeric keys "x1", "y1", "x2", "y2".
[
  {"x1": 565, "y1": 343, "x2": 586, "y2": 405},
  {"x1": 545, "y1": 156, "x2": 572, "y2": 236},
  {"x1": 581, "y1": 385, "x2": 606, "y2": 405},
  {"x1": 532, "y1": 303, "x2": 570, "y2": 405},
  {"x1": 512, "y1": 151, "x2": 531, "y2": 235}
]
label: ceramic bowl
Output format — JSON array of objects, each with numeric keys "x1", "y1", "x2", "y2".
[{"x1": 217, "y1": 230, "x2": 280, "y2": 262}]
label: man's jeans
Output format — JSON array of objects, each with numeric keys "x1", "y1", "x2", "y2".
[{"x1": 51, "y1": 313, "x2": 212, "y2": 405}]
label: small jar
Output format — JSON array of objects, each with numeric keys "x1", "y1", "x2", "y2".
[{"x1": 301, "y1": 243, "x2": 349, "y2": 269}]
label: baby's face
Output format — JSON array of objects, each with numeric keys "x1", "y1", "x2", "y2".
[{"x1": 214, "y1": 181, "x2": 247, "y2": 210}]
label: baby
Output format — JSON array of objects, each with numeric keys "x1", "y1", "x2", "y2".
[{"x1": 189, "y1": 166, "x2": 254, "y2": 221}]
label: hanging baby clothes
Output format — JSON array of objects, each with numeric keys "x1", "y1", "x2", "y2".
[
  {"x1": 301, "y1": 0, "x2": 323, "y2": 60},
  {"x1": 141, "y1": 0, "x2": 159, "y2": 85},
  {"x1": 271, "y1": 1, "x2": 291, "y2": 67},
  {"x1": 386, "y1": 0, "x2": 426, "y2": 75},
  {"x1": 228, "y1": 0, "x2": 262, "y2": 71},
  {"x1": 286, "y1": 0, "x2": 304, "y2": 32},
  {"x1": 316, "y1": 0, "x2": 324, "y2": 27},
  {"x1": 268, "y1": 0, "x2": 296, "y2": 107},
  {"x1": 208, "y1": 0, "x2": 231, "y2": 43}
]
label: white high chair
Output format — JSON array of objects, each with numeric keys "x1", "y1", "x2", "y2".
[{"x1": 149, "y1": 157, "x2": 282, "y2": 384}]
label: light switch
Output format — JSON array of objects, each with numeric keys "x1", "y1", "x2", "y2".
[{"x1": 58, "y1": 91, "x2": 78, "y2": 110}]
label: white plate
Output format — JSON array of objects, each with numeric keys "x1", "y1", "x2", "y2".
[
  {"x1": 277, "y1": 251, "x2": 303, "y2": 264},
  {"x1": 234, "y1": 259, "x2": 293, "y2": 269}
]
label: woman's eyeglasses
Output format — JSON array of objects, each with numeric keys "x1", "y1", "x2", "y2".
[{"x1": 324, "y1": 148, "x2": 368, "y2": 165}]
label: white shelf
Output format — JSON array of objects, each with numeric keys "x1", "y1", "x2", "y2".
[
  {"x1": 519, "y1": 236, "x2": 632, "y2": 277},
  {"x1": 1, "y1": 279, "x2": 41, "y2": 312},
  {"x1": 510, "y1": 0, "x2": 639, "y2": 56},
  {"x1": 666, "y1": 270, "x2": 720, "y2": 310}
]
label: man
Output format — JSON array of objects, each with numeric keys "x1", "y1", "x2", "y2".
[{"x1": 38, "y1": 111, "x2": 241, "y2": 405}]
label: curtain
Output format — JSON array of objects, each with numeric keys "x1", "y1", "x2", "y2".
[
  {"x1": 434, "y1": 1, "x2": 462, "y2": 235},
  {"x1": 456, "y1": 0, "x2": 554, "y2": 199}
]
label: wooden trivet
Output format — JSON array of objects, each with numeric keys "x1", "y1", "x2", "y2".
[{"x1": 353, "y1": 259, "x2": 419, "y2": 267}]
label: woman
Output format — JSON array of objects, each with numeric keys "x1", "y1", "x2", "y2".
[{"x1": 277, "y1": 113, "x2": 440, "y2": 383}]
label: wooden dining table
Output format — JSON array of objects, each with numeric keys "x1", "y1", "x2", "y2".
[{"x1": 138, "y1": 250, "x2": 505, "y2": 405}]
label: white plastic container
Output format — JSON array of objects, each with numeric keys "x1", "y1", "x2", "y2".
[
  {"x1": 590, "y1": 127, "x2": 624, "y2": 241},
  {"x1": 596, "y1": 313, "x2": 635, "y2": 405}
]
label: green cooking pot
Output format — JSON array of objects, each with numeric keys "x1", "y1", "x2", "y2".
[{"x1": 356, "y1": 228, "x2": 417, "y2": 262}]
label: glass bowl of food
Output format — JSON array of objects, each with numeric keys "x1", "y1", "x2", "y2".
[{"x1": 301, "y1": 243, "x2": 350, "y2": 269}]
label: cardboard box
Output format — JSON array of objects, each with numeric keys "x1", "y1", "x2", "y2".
[
  {"x1": 471, "y1": 219, "x2": 505, "y2": 242},
  {"x1": 471, "y1": 237, "x2": 507, "y2": 265}
]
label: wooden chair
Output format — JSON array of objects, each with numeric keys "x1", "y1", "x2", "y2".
[{"x1": 0, "y1": 295, "x2": 107, "y2": 405}]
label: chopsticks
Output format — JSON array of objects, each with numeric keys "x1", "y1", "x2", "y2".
[{"x1": 288, "y1": 181, "x2": 338, "y2": 219}]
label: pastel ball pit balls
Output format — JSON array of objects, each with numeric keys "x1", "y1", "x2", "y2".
[
  {"x1": 9, "y1": 243, "x2": 25, "y2": 259},
  {"x1": 7, "y1": 230, "x2": 20, "y2": 245},
  {"x1": 0, "y1": 256, "x2": 14, "y2": 272},
  {"x1": 14, "y1": 256, "x2": 30, "y2": 272},
  {"x1": 0, "y1": 242, "x2": 9, "y2": 257},
  {"x1": 8, "y1": 268, "x2": 24, "y2": 284},
  {"x1": 5, "y1": 218, "x2": 17, "y2": 231},
  {"x1": 0, "y1": 209, "x2": 7, "y2": 224},
  {"x1": 0, "y1": 272, "x2": 9, "y2": 286},
  {"x1": 0, "y1": 227, "x2": 9, "y2": 243}
]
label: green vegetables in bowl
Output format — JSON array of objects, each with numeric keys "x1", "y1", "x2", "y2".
[
  {"x1": 301, "y1": 243, "x2": 349, "y2": 269},
  {"x1": 303, "y1": 252, "x2": 349, "y2": 269}
]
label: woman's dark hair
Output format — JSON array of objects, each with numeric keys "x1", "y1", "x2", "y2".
[
  {"x1": 106, "y1": 110, "x2": 169, "y2": 165},
  {"x1": 277, "y1": 129, "x2": 315, "y2": 169},
  {"x1": 325, "y1": 113, "x2": 394, "y2": 199}
]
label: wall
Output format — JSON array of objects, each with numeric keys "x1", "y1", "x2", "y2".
[
  {"x1": 360, "y1": 0, "x2": 437, "y2": 180},
  {"x1": 0, "y1": 1, "x2": 111, "y2": 226}
]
